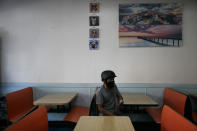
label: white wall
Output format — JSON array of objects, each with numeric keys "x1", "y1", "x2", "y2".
[{"x1": 0, "y1": 0, "x2": 197, "y2": 84}]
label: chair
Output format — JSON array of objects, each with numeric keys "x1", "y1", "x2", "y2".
[
  {"x1": 5, "y1": 106, "x2": 48, "y2": 131},
  {"x1": 6, "y1": 87, "x2": 37, "y2": 122},
  {"x1": 145, "y1": 88, "x2": 187, "y2": 123},
  {"x1": 161, "y1": 105, "x2": 197, "y2": 131}
]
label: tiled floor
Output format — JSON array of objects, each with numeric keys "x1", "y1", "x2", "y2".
[
  {"x1": 130, "y1": 113, "x2": 154, "y2": 122},
  {"x1": 130, "y1": 113, "x2": 160, "y2": 131},
  {"x1": 48, "y1": 113, "x2": 67, "y2": 121}
]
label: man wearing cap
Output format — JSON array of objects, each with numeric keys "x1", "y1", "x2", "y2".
[{"x1": 96, "y1": 70, "x2": 124, "y2": 116}]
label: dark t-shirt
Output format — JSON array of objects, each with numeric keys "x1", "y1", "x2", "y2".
[{"x1": 96, "y1": 84, "x2": 121, "y2": 114}]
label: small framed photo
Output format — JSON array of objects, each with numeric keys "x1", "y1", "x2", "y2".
[
  {"x1": 89, "y1": 28, "x2": 99, "y2": 38},
  {"x1": 89, "y1": 2, "x2": 99, "y2": 13},
  {"x1": 89, "y1": 16, "x2": 99, "y2": 26},
  {"x1": 89, "y1": 40, "x2": 99, "y2": 50}
]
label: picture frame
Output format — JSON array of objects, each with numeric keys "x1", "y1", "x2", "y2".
[
  {"x1": 89, "y1": 28, "x2": 99, "y2": 38},
  {"x1": 89, "y1": 2, "x2": 99, "y2": 13},
  {"x1": 119, "y1": 3, "x2": 182, "y2": 47},
  {"x1": 89, "y1": 16, "x2": 99, "y2": 26},
  {"x1": 89, "y1": 40, "x2": 99, "y2": 50}
]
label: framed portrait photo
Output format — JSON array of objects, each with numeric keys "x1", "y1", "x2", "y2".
[
  {"x1": 89, "y1": 40, "x2": 99, "y2": 50},
  {"x1": 89, "y1": 28, "x2": 99, "y2": 38},
  {"x1": 89, "y1": 2, "x2": 99, "y2": 13},
  {"x1": 89, "y1": 16, "x2": 99, "y2": 26}
]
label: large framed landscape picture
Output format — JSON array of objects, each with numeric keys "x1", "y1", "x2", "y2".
[{"x1": 119, "y1": 3, "x2": 182, "y2": 47}]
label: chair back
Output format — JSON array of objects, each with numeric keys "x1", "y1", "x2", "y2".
[
  {"x1": 5, "y1": 106, "x2": 48, "y2": 131},
  {"x1": 163, "y1": 88, "x2": 187, "y2": 116},
  {"x1": 161, "y1": 105, "x2": 197, "y2": 131},
  {"x1": 89, "y1": 87, "x2": 100, "y2": 116}
]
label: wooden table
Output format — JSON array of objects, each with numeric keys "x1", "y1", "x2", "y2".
[
  {"x1": 34, "y1": 93, "x2": 77, "y2": 106},
  {"x1": 122, "y1": 93, "x2": 158, "y2": 106},
  {"x1": 74, "y1": 116, "x2": 135, "y2": 131}
]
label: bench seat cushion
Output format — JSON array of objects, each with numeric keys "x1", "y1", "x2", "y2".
[
  {"x1": 64, "y1": 106, "x2": 89, "y2": 123},
  {"x1": 145, "y1": 107, "x2": 162, "y2": 124}
]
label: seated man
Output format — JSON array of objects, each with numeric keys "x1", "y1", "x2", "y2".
[{"x1": 96, "y1": 70, "x2": 124, "y2": 116}]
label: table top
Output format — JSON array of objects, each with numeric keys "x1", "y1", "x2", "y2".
[
  {"x1": 74, "y1": 116, "x2": 135, "y2": 131},
  {"x1": 122, "y1": 93, "x2": 158, "y2": 106},
  {"x1": 33, "y1": 93, "x2": 77, "y2": 106}
]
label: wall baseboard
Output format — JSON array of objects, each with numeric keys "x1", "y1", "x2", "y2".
[{"x1": 1, "y1": 82, "x2": 197, "y2": 88}]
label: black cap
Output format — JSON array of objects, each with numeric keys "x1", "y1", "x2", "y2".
[{"x1": 101, "y1": 70, "x2": 117, "y2": 81}]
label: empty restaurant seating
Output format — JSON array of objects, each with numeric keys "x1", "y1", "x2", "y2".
[
  {"x1": 5, "y1": 106, "x2": 48, "y2": 131},
  {"x1": 64, "y1": 106, "x2": 90, "y2": 123},
  {"x1": 64, "y1": 88, "x2": 98, "y2": 123},
  {"x1": 161, "y1": 105, "x2": 197, "y2": 131},
  {"x1": 145, "y1": 88, "x2": 187, "y2": 124},
  {"x1": 6, "y1": 87, "x2": 37, "y2": 122}
]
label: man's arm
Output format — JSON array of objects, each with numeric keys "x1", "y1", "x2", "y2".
[
  {"x1": 97, "y1": 104, "x2": 115, "y2": 116},
  {"x1": 114, "y1": 85, "x2": 124, "y2": 104}
]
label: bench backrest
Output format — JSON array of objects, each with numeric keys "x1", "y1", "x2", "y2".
[
  {"x1": 6, "y1": 87, "x2": 35, "y2": 122},
  {"x1": 163, "y1": 88, "x2": 187, "y2": 116},
  {"x1": 161, "y1": 105, "x2": 197, "y2": 131},
  {"x1": 5, "y1": 106, "x2": 48, "y2": 131}
]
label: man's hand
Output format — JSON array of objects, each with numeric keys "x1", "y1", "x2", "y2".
[
  {"x1": 119, "y1": 98, "x2": 124, "y2": 104},
  {"x1": 97, "y1": 104, "x2": 115, "y2": 116}
]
